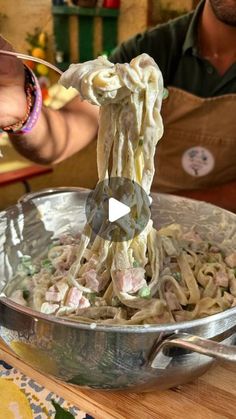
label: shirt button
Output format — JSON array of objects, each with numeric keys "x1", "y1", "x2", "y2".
[{"x1": 207, "y1": 66, "x2": 214, "y2": 74}]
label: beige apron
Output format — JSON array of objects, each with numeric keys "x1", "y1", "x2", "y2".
[{"x1": 153, "y1": 87, "x2": 236, "y2": 193}]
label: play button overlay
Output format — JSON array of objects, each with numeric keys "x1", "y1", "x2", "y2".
[
  {"x1": 108, "y1": 198, "x2": 130, "y2": 222},
  {"x1": 85, "y1": 177, "x2": 151, "y2": 242}
]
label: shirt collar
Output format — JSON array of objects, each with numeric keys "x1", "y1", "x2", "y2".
[{"x1": 182, "y1": 0, "x2": 205, "y2": 56}]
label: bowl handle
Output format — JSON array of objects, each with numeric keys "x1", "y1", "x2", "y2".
[{"x1": 149, "y1": 332, "x2": 236, "y2": 368}]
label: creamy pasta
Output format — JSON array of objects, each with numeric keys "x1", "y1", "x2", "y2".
[{"x1": 8, "y1": 54, "x2": 236, "y2": 324}]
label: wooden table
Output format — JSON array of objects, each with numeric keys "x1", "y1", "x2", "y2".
[
  {"x1": 0, "y1": 165, "x2": 52, "y2": 192},
  {"x1": 0, "y1": 340, "x2": 235, "y2": 419}
]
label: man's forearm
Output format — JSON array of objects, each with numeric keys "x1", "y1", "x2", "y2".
[{"x1": 9, "y1": 96, "x2": 99, "y2": 165}]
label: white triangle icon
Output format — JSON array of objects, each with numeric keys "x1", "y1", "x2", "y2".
[{"x1": 108, "y1": 198, "x2": 130, "y2": 222}]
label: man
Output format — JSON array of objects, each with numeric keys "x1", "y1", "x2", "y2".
[{"x1": 0, "y1": 0, "x2": 236, "y2": 210}]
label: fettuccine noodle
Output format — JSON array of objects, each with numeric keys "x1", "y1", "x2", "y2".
[{"x1": 8, "y1": 54, "x2": 236, "y2": 324}]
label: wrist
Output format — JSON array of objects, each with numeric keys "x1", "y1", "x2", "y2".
[{"x1": 2, "y1": 65, "x2": 42, "y2": 135}]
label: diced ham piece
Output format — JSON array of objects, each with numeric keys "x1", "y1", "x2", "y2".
[
  {"x1": 83, "y1": 269, "x2": 109, "y2": 292},
  {"x1": 45, "y1": 290, "x2": 61, "y2": 303},
  {"x1": 59, "y1": 235, "x2": 79, "y2": 245},
  {"x1": 116, "y1": 270, "x2": 132, "y2": 293},
  {"x1": 65, "y1": 287, "x2": 82, "y2": 308},
  {"x1": 78, "y1": 296, "x2": 90, "y2": 309},
  {"x1": 83, "y1": 256, "x2": 98, "y2": 273},
  {"x1": 225, "y1": 253, "x2": 236, "y2": 268},
  {"x1": 182, "y1": 230, "x2": 201, "y2": 242},
  {"x1": 83, "y1": 269, "x2": 100, "y2": 292},
  {"x1": 64, "y1": 287, "x2": 91, "y2": 310},
  {"x1": 41, "y1": 302, "x2": 59, "y2": 314},
  {"x1": 215, "y1": 271, "x2": 229, "y2": 287},
  {"x1": 210, "y1": 246, "x2": 220, "y2": 253},
  {"x1": 45, "y1": 285, "x2": 62, "y2": 303},
  {"x1": 165, "y1": 291, "x2": 181, "y2": 311},
  {"x1": 115, "y1": 268, "x2": 146, "y2": 294}
]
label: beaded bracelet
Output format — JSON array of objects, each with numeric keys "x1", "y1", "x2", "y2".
[{"x1": 3, "y1": 64, "x2": 42, "y2": 135}]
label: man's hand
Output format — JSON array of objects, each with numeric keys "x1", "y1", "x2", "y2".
[{"x1": 0, "y1": 36, "x2": 26, "y2": 128}]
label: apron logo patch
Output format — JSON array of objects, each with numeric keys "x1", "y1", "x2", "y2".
[{"x1": 182, "y1": 146, "x2": 215, "y2": 177}]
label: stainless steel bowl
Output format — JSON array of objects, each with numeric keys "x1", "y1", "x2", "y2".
[{"x1": 0, "y1": 187, "x2": 236, "y2": 391}]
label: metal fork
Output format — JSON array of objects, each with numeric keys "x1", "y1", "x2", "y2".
[{"x1": 0, "y1": 50, "x2": 63, "y2": 75}]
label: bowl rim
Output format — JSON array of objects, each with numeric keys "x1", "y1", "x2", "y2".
[{"x1": 1, "y1": 296, "x2": 236, "y2": 333}]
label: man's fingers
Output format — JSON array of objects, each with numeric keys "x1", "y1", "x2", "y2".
[
  {"x1": 0, "y1": 36, "x2": 18, "y2": 75},
  {"x1": 0, "y1": 36, "x2": 24, "y2": 83}
]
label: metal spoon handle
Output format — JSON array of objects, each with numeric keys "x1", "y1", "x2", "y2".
[{"x1": 0, "y1": 49, "x2": 63, "y2": 75}]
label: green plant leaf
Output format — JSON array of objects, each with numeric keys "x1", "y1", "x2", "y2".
[{"x1": 51, "y1": 399, "x2": 75, "y2": 419}]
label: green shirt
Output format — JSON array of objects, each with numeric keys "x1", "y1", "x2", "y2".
[{"x1": 109, "y1": 0, "x2": 236, "y2": 98}]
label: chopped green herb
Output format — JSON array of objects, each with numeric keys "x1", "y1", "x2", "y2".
[
  {"x1": 172, "y1": 272, "x2": 181, "y2": 282},
  {"x1": 139, "y1": 139, "x2": 143, "y2": 146},
  {"x1": 133, "y1": 260, "x2": 139, "y2": 268},
  {"x1": 42, "y1": 258, "x2": 51, "y2": 265},
  {"x1": 41, "y1": 259, "x2": 54, "y2": 272},
  {"x1": 18, "y1": 256, "x2": 37, "y2": 276},
  {"x1": 23, "y1": 289, "x2": 30, "y2": 300},
  {"x1": 137, "y1": 220, "x2": 145, "y2": 229},
  {"x1": 234, "y1": 268, "x2": 236, "y2": 278},
  {"x1": 111, "y1": 296, "x2": 120, "y2": 307},
  {"x1": 138, "y1": 286, "x2": 151, "y2": 299},
  {"x1": 163, "y1": 88, "x2": 169, "y2": 99},
  {"x1": 87, "y1": 292, "x2": 98, "y2": 304},
  {"x1": 20, "y1": 255, "x2": 31, "y2": 263}
]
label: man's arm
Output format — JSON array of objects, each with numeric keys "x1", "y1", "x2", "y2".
[
  {"x1": 174, "y1": 180, "x2": 236, "y2": 212},
  {"x1": 9, "y1": 96, "x2": 99, "y2": 165},
  {"x1": 0, "y1": 36, "x2": 99, "y2": 164}
]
